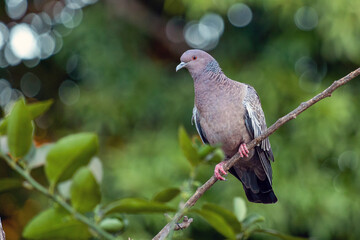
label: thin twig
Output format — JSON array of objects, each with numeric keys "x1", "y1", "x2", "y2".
[
  {"x1": 153, "y1": 67, "x2": 360, "y2": 240},
  {"x1": 174, "y1": 216, "x2": 193, "y2": 231},
  {"x1": 0, "y1": 153, "x2": 116, "y2": 240}
]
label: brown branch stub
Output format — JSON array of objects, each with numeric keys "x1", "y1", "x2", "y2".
[
  {"x1": 153, "y1": 67, "x2": 360, "y2": 240},
  {"x1": 174, "y1": 216, "x2": 193, "y2": 231}
]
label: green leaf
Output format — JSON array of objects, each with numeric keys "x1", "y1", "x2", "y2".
[
  {"x1": 0, "y1": 100, "x2": 53, "y2": 136},
  {"x1": 0, "y1": 119, "x2": 6, "y2": 135},
  {"x1": 7, "y1": 99, "x2": 34, "y2": 158},
  {"x1": 233, "y1": 197, "x2": 247, "y2": 222},
  {"x1": 0, "y1": 178, "x2": 23, "y2": 192},
  {"x1": 202, "y1": 203, "x2": 242, "y2": 233},
  {"x1": 198, "y1": 144, "x2": 216, "y2": 159},
  {"x1": 243, "y1": 213, "x2": 265, "y2": 229},
  {"x1": 27, "y1": 99, "x2": 53, "y2": 119},
  {"x1": 178, "y1": 126, "x2": 200, "y2": 167},
  {"x1": 70, "y1": 167, "x2": 101, "y2": 213},
  {"x1": 254, "y1": 229, "x2": 308, "y2": 240},
  {"x1": 23, "y1": 207, "x2": 91, "y2": 239},
  {"x1": 45, "y1": 133, "x2": 98, "y2": 187},
  {"x1": 192, "y1": 209, "x2": 236, "y2": 239},
  {"x1": 152, "y1": 187, "x2": 180, "y2": 203},
  {"x1": 99, "y1": 218, "x2": 124, "y2": 233},
  {"x1": 103, "y1": 198, "x2": 176, "y2": 215},
  {"x1": 192, "y1": 136, "x2": 203, "y2": 148},
  {"x1": 204, "y1": 148, "x2": 225, "y2": 164}
]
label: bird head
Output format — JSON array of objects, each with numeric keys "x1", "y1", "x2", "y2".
[{"x1": 176, "y1": 49, "x2": 219, "y2": 75}]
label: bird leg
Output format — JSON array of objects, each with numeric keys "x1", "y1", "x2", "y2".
[
  {"x1": 214, "y1": 161, "x2": 227, "y2": 181},
  {"x1": 238, "y1": 143, "x2": 249, "y2": 158}
]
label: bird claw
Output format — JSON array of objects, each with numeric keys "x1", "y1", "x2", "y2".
[
  {"x1": 238, "y1": 143, "x2": 249, "y2": 158},
  {"x1": 214, "y1": 162, "x2": 227, "y2": 181}
]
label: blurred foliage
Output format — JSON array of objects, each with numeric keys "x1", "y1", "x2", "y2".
[
  {"x1": 1, "y1": 0, "x2": 360, "y2": 239},
  {"x1": 0, "y1": 99, "x2": 296, "y2": 240}
]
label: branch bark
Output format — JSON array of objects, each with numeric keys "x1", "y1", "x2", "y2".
[
  {"x1": 174, "y1": 216, "x2": 193, "y2": 230},
  {"x1": 153, "y1": 67, "x2": 360, "y2": 240}
]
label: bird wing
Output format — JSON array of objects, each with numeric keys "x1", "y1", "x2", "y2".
[
  {"x1": 191, "y1": 106, "x2": 209, "y2": 144},
  {"x1": 243, "y1": 85, "x2": 274, "y2": 183}
]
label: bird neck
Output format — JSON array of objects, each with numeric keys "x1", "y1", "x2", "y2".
[
  {"x1": 193, "y1": 70, "x2": 228, "y2": 109},
  {"x1": 189, "y1": 59, "x2": 223, "y2": 82},
  {"x1": 204, "y1": 60, "x2": 221, "y2": 74},
  {"x1": 193, "y1": 70, "x2": 227, "y2": 85}
]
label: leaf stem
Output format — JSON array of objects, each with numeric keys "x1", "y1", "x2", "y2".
[{"x1": 0, "y1": 152, "x2": 117, "y2": 240}]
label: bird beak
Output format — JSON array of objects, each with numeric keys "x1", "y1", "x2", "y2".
[{"x1": 176, "y1": 62, "x2": 187, "y2": 72}]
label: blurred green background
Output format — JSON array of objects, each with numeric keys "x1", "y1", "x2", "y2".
[{"x1": 1, "y1": 0, "x2": 360, "y2": 239}]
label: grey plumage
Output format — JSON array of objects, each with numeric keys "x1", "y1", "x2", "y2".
[{"x1": 177, "y1": 49, "x2": 277, "y2": 204}]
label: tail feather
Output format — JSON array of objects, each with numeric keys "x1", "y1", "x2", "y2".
[
  {"x1": 229, "y1": 167, "x2": 277, "y2": 204},
  {"x1": 242, "y1": 175, "x2": 277, "y2": 204}
]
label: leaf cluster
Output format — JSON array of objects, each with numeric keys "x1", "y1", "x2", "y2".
[
  {"x1": 0, "y1": 99, "x2": 178, "y2": 239},
  {"x1": 0, "y1": 100, "x2": 304, "y2": 239}
]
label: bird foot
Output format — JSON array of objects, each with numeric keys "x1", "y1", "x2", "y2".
[
  {"x1": 238, "y1": 143, "x2": 249, "y2": 158},
  {"x1": 214, "y1": 161, "x2": 227, "y2": 181}
]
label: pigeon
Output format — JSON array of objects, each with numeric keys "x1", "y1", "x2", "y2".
[{"x1": 176, "y1": 49, "x2": 277, "y2": 204}]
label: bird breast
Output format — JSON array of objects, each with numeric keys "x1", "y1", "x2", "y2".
[{"x1": 195, "y1": 80, "x2": 250, "y2": 157}]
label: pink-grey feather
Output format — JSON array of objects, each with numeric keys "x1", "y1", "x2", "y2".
[{"x1": 177, "y1": 49, "x2": 277, "y2": 204}]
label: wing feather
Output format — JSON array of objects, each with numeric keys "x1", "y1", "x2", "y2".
[
  {"x1": 243, "y1": 85, "x2": 274, "y2": 183},
  {"x1": 192, "y1": 106, "x2": 209, "y2": 144}
]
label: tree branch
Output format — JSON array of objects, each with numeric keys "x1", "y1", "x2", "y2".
[
  {"x1": 174, "y1": 216, "x2": 193, "y2": 231},
  {"x1": 0, "y1": 153, "x2": 116, "y2": 240},
  {"x1": 153, "y1": 67, "x2": 360, "y2": 240}
]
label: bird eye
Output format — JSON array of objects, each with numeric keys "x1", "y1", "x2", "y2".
[{"x1": 192, "y1": 56, "x2": 197, "y2": 60}]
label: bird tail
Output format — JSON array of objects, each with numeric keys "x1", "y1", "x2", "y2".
[
  {"x1": 229, "y1": 168, "x2": 278, "y2": 204},
  {"x1": 242, "y1": 172, "x2": 277, "y2": 204}
]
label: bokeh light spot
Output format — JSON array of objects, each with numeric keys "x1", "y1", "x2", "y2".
[
  {"x1": 23, "y1": 58, "x2": 40, "y2": 68},
  {"x1": 166, "y1": 17, "x2": 185, "y2": 44},
  {"x1": 0, "y1": 23, "x2": 9, "y2": 50},
  {"x1": 59, "y1": 80, "x2": 80, "y2": 105},
  {"x1": 0, "y1": 0, "x2": 98, "y2": 67},
  {"x1": 66, "y1": 54, "x2": 79, "y2": 75},
  {"x1": 298, "y1": 70, "x2": 321, "y2": 93},
  {"x1": 184, "y1": 22, "x2": 204, "y2": 49},
  {"x1": 199, "y1": 13, "x2": 224, "y2": 39},
  {"x1": 5, "y1": 0, "x2": 28, "y2": 20},
  {"x1": 4, "y1": 45, "x2": 21, "y2": 65},
  {"x1": 2, "y1": 88, "x2": 23, "y2": 113},
  {"x1": 0, "y1": 51, "x2": 8, "y2": 68},
  {"x1": 294, "y1": 7, "x2": 318, "y2": 31},
  {"x1": 21, "y1": 72, "x2": 41, "y2": 97},
  {"x1": 9, "y1": 24, "x2": 40, "y2": 59},
  {"x1": 338, "y1": 151, "x2": 358, "y2": 171},
  {"x1": 53, "y1": 1, "x2": 65, "y2": 24},
  {"x1": 295, "y1": 56, "x2": 326, "y2": 93},
  {"x1": 184, "y1": 13, "x2": 223, "y2": 50},
  {"x1": 295, "y1": 56, "x2": 317, "y2": 76},
  {"x1": 81, "y1": 0, "x2": 98, "y2": 5},
  {"x1": 227, "y1": 3, "x2": 253, "y2": 28},
  {"x1": 0, "y1": 79, "x2": 11, "y2": 108},
  {"x1": 0, "y1": 87, "x2": 12, "y2": 108},
  {"x1": 39, "y1": 33, "x2": 56, "y2": 59},
  {"x1": 0, "y1": 35, "x2": 4, "y2": 51}
]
